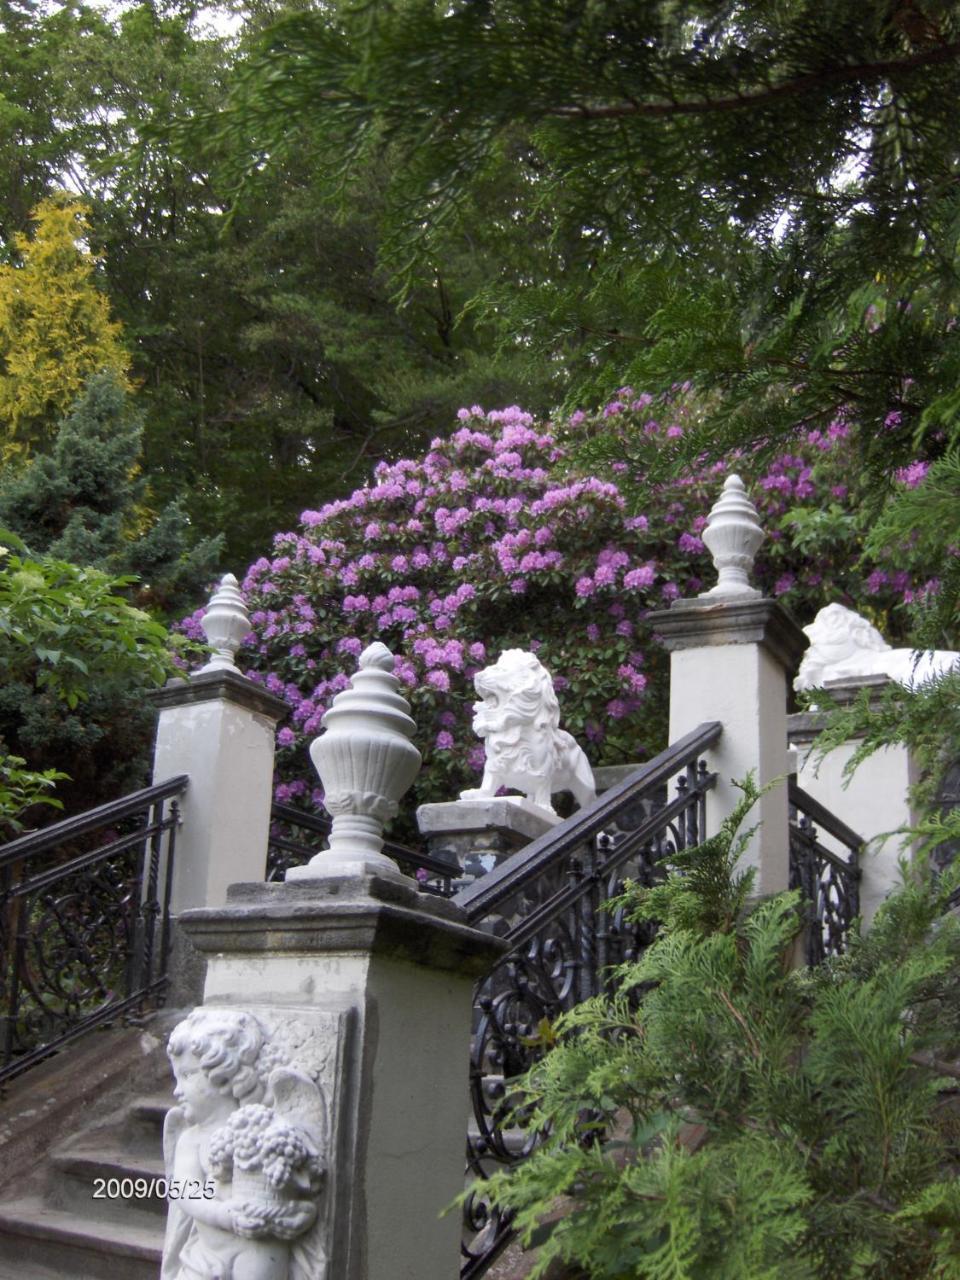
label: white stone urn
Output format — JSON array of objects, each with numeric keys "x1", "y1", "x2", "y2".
[
  {"x1": 700, "y1": 473, "x2": 764, "y2": 599},
  {"x1": 199, "y1": 573, "x2": 251, "y2": 672},
  {"x1": 287, "y1": 642, "x2": 422, "y2": 883}
]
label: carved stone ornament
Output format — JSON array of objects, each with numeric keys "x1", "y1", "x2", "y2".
[
  {"x1": 795, "y1": 602, "x2": 960, "y2": 692},
  {"x1": 162, "y1": 1007, "x2": 329, "y2": 1280},
  {"x1": 700, "y1": 473, "x2": 764, "y2": 599},
  {"x1": 286, "y1": 641, "x2": 422, "y2": 883},
  {"x1": 199, "y1": 574, "x2": 251, "y2": 674},
  {"x1": 459, "y1": 648, "x2": 596, "y2": 816}
]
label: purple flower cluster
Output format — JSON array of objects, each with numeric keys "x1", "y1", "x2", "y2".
[{"x1": 182, "y1": 393, "x2": 926, "y2": 821}]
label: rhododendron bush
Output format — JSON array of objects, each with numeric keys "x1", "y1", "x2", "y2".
[{"x1": 182, "y1": 396, "x2": 926, "y2": 820}]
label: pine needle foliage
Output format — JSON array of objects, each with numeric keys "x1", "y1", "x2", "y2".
[{"x1": 476, "y1": 781, "x2": 960, "y2": 1279}]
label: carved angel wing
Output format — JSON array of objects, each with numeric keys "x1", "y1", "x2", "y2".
[
  {"x1": 160, "y1": 1105, "x2": 192, "y2": 1280},
  {"x1": 162, "y1": 1104, "x2": 187, "y2": 1177},
  {"x1": 266, "y1": 1067, "x2": 328, "y2": 1156},
  {"x1": 265, "y1": 1069, "x2": 331, "y2": 1280},
  {"x1": 291, "y1": 1231, "x2": 329, "y2": 1280}
]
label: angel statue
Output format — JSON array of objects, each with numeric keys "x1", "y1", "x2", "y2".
[{"x1": 161, "y1": 1007, "x2": 328, "y2": 1280}]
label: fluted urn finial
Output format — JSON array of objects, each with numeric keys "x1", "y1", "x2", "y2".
[
  {"x1": 286, "y1": 642, "x2": 422, "y2": 884},
  {"x1": 699, "y1": 473, "x2": 764, "y2": 599},
  {"x1": 199, "y1": 573, "x2": 251, "y2": 672}
]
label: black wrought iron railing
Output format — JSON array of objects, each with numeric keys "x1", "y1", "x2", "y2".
[
  {"x1": 453, "y1": 721, "x2": 722, "y2": 1280},
  {"x1": 0, "y1": 775, "x2": 187, "y2": 1087},
  {"x1": 268, "y1": 801, "x2": 458, "y2": 894},
  {"x1": 788, "y1": 778, "x2": 862, "y2": 966}
]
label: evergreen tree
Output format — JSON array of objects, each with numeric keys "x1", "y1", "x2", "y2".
[
  {"x1": 478, "y1": 781, "x2": 960, "y2": 1279},
  {"x1": 0, "y1": 370, "x2": 222, "y2": 613},
  {"x1": 218, "y1": 1, "x2": 960, "y2": 616},
  {"x1": 0, "y1": 194, "x2": 131, "y2": 453}
]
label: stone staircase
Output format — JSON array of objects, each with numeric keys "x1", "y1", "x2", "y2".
[{"x1": 0, "y1": 1013, "x2": 181, "y2": 1280}]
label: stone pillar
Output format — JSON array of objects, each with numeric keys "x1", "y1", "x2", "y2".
[
  {"x1": 151, "y1": 575, "x2": 288, "y2": 916},
  {"x1": 161, "y1": 642, "x2": 503, "y2": 1280},
  {"x1": 647, "y1": 476, "x2": 807, "y2": 895},
  {"x1": 788, "y1": 675, "x2": 917, "y2": 925},
  {"x1": 176, "y1": 876, "x2": 501, "y2": 1280}
]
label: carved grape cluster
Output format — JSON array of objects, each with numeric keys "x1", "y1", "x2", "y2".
[
  {"x1": 208, "y1": 1103, "x2": 316, "y2": 1191},
  {"x1": 260, "y1": 1126, "x2": 309, "y2": 1189}
]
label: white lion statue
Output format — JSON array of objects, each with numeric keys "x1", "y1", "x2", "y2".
[
  {"x1": 795, "y1": 603, "x2": 960, "y2": 692},
  {"x1": 459, "y1": 649, "x2": 596, "y2": 814}
]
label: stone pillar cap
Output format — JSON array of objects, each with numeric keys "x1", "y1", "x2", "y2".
[
  {"x1": 178, "y1": 874, "x2": 506, "y2": 978},
  {"x1": 647, "y1": 596, "x2": 808, "y2": 674},
  {"x1": 149, "y1": 668, "x2": 289, "y2": 722}
]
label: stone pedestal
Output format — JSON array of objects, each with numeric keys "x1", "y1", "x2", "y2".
[
  {"x1": 788, "y1": 674, "x2": 917, "y2": 925},
  {"x1": 416, "y1": 797, "x2": 559, "y2": 882},
  {"x1": 177, "y1": 875, "x2": 504, "y2": 1280},
  {"x1": 648, "y1": 597, "x2": 807, "y2": 895}
]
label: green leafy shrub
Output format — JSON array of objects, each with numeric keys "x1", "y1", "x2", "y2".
[
  {"x1": 0, "y1": 754, "x2": 65, "y2": 837},
  {"x1": 0, "y1": 547, "x2": 178, "y2": 816},
  {"x1": 478, "y1": 781, "x2": 960, "y2": 1279}
]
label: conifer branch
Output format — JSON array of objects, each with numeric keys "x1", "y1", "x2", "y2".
[
  {"x1": 547, "y1": 42, "x2": 960, "y2": 121},
  {"x1": 908, "y1": 1051, "x2": 960, "y2": 1081}
]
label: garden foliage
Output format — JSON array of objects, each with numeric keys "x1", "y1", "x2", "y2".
[
  {"x1": 191, "y1": 395, "x2": 927, "y2": 818},
  {"x1": 0, "y1": 369, "x2": 222, "y2": 614},
  {"x1": 0, "y1": 195, "x2": 130, "y2": 454},
  {"x1": 0, "y1": 545, "x2": 177, "y2": 815},
  {"x1": 476, "y1": 780, "x2": 960, "y2": 1280}
]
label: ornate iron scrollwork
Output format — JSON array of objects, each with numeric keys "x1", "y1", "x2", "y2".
[
  {"x1": 0, "y1": 776, "x2": 186, "y2": 1087},
  {"x1": 788, "y1": 779, "x2": 862, "y2": 967}
]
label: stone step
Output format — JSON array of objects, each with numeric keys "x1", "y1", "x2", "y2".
[
  {"x1": 50, "y1": 1141, "x2": 167, "y2": 1224},
  {"x1": 0, "y1": 1197, "x2": 162, "y2": 1280},
  {"x1": 122, "y1": 1092, "x2": 173, "y2": 1152}
]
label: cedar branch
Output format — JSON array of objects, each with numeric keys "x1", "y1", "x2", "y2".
[{"x1": 546, "y1": 42, "x2": 960, "y2": 121}]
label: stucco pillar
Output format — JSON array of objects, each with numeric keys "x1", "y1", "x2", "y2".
[
  {"x1": 151, "y1": 669, "x2": 287, "y2": 915},
  {"x1": 162, "y1": 640, "x2": 504, "y2": 1280},
  {"x1": 149, "y1": 574, "x2": 288, "y2": 1002},
  {"x1": 648, "y1": 599, "x2": 807, "y2": 894},
  {"x1": 646, "y1": 474, "x2": 807, "y2": 895},
  {"x1": 788, "y1": 674, "x2": 917, "y2": 925}
]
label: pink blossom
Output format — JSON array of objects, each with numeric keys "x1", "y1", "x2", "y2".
[{"x1": 624, "y1": 564, "x2": 655, "y2": 589}]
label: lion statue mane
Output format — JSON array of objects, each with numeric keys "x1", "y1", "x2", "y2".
[
  {"x1": 795, "y1": 603, "x2": 959, "y2": 692},
  {"x1": 459, "y1": 649, "x2": 596, "y2": 814}
]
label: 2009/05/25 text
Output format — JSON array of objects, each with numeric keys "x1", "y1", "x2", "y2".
[{"x1": 92, "y1": 1177, "x2": 215, "y2": 1200}]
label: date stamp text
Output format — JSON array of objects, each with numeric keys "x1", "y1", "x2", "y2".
[{"x1": 93, "y1": 1176, "x2": 214, "y2": 1200}]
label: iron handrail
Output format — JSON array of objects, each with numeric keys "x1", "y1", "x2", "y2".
[
  {"x1": 269, "y1": 801, "x2": 457, "y2": 882},
  {"x1": 501, "y1": 779, "x2": 717, "y2": 951},
  {"x1": 788, "y1": 777, "x2": 862, "y2": 967},
  {"x1": 0, "y1": 775, "x2": 189, "y2": 868},
  {"x1": 788, "y1": 778, "x2": 864, "y2": 866},
  {"x1": 455, "y1": 721, "x2": 723, "y2": 924}
]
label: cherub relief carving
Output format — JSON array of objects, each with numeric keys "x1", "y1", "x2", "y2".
[{"x1": 161, "y1": 1008, "x2": 328, "y2": 1280}]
